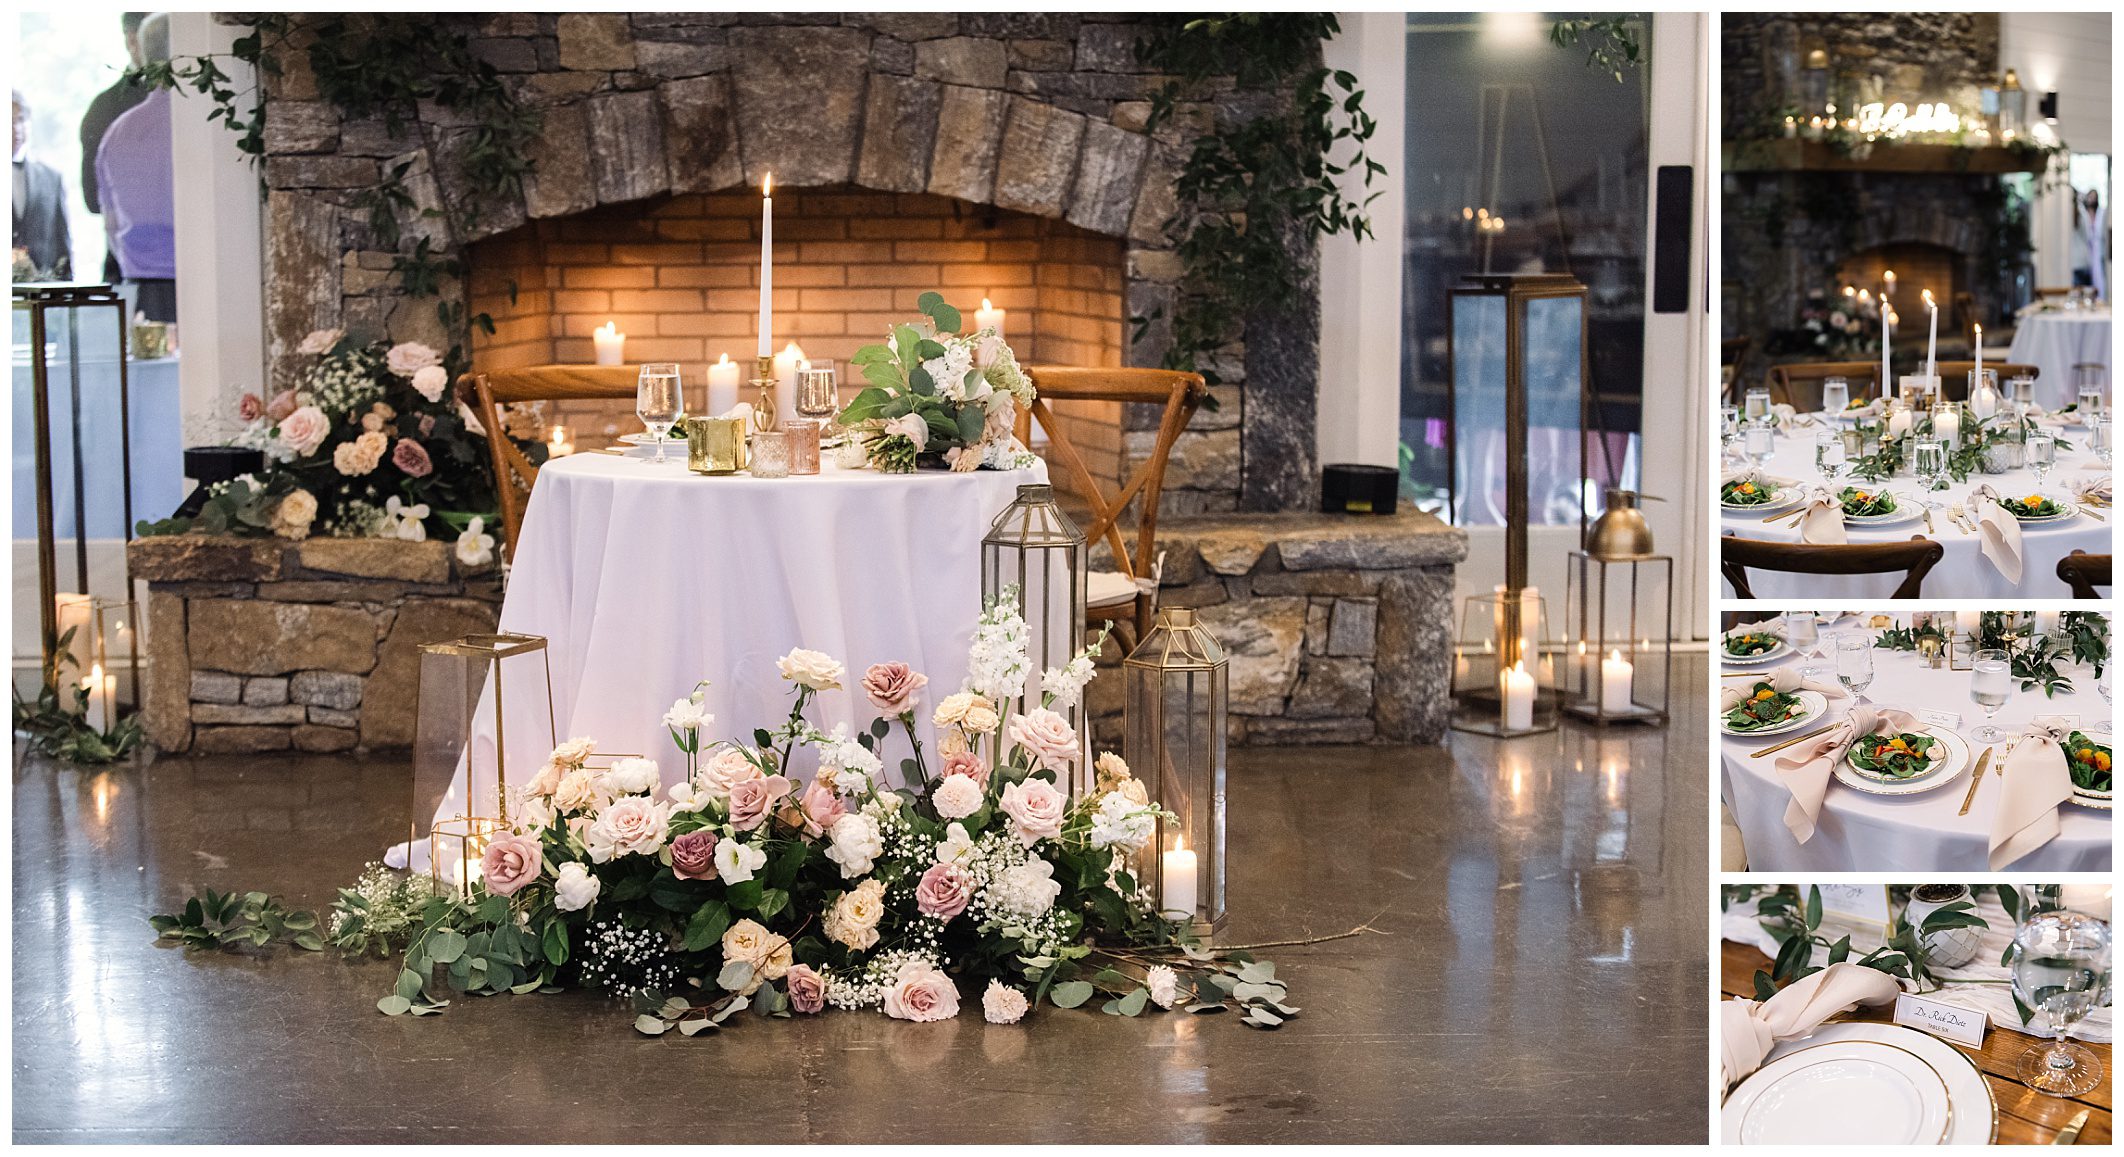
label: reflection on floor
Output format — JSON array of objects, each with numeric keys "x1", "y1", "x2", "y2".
[{"x1": 11, "y1": 655, "x2": 1707, "y2": 1143}]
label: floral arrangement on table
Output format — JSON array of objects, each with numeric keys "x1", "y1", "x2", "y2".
[
  {"x1": 137, "y1": 330, "x2": 499, "y2": 565},
  {"x1": 151, "y1": 589, "x2": 1315, "y2": 1034},
  {"x1": 835, "y1": 293, "x2": 1039, "y2": 475},
  {"x1": 1766, "y1": 286, "x2": 1882, "y2": 360}
]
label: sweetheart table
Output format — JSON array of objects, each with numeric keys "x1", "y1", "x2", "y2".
[
  {"x1": 1719, "y1": 631, "x2": 2111, "y2": 872},
  {"x1": 431, "y1": 451, "x2": 1047, "y2": 828},
  {"x1": 1720, "y1": 425, "x2": 2109, "y2": 599}
]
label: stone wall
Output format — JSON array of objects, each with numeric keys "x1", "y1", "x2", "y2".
[
  {"x1": 1085, "y1": 510, "x2": 1467, "y2": 746},
  {"x1": 255, "y1": 12, "x2": 1322, "y2": 514},
  {"x1": 1722, "y1": 14, "x2": 1999, "y2": 141},
  {"x1": 128, "y1": 537, "x2": 502, "y2": 754}
]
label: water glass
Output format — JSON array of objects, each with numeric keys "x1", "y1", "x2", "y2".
[
  {"x1": 1969, "y1": 648, "x2": 2012, "y2": 741},
  {"x1": 1835, "y1": 636, "x2": 1874, "y2": 699},
  {"x1": 2006, "y1": 911, "x2": 2111, "y2": 1097},
  {"x1": 1721, "y1": 404, "x2": 1740, "y2": 448},
  {"x1": 1820, "y1": 377, "x2": 1849, "y2": 416},
  {"x1": 1814, "y1": 429, "x2": 1846, "y2": 481},
  {"x1": 1782, "y1": 611, "x2": 1818, "y2": 650},
  {"x1": 1744, "y1": 386, "x2": 1771, "y2": 424},
  {"x1": 2095, "y1": 417, "x2": 2113, "y2": 466},
  {"x1": 2027, "y1": 432, "x2": 2056, "y2": 486},
  {"x1": 636, "y1": 362, "x2": 685, "y2": 464},
  {"x1": 2077, "y1": 385, "x2": 2105, "y2": 421},
  {"x1": 1911, "y1": 438, "x2": 1946, "y2": 497},
  {"x1": 1744, "y1": 421, "x2": 1774, "y2": 466},
  {"x1": 2011, "y1": 375, "x2": 2037, "y2": 417}
]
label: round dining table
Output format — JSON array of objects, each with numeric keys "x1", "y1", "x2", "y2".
[
  {"x1": 1719, "y1": 621, "x2": 2111, "y2": 872},
  {"x1": 2007, "y1": 308, "x2": 2111, "y2": 409},
  {"x1": 432, "y1": 449, "x2": 1047, "y2": 826},
  {"x1": 1719, "y1": 420, "x2": 2110, "y2": 598}
]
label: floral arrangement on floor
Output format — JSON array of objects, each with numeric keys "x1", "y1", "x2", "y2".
[
  {"x1": 834, "y1": 293, "x2": 1039, "y2": 475},
  {"x1": 138, "y1": 330, "x2": 497, "y2": 558},
  {"x1": 152, "y1": 589, "x2": 1320, "y2": 1034}
]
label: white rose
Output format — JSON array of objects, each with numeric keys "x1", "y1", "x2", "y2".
[
  {"x1": 277, "y1": 405, "x2": 331, "y2": 457},
  {"x1": 777, "y1": 648, "x2": 845, "y2": 691},
  {"x1": 715, "y1": 837, "x2": 767, "y2": 885},
  {"x1": 385, "y1": 341, "x2": 442, "y2": 377},
  {"x1": 296, "y1": 328, "x2": 343, "y2": 356},
  {"x1": 884, "y1": 412, "x2": 930, "y2": 452},
  {"x1": 553, "y1": 768, "x2": 605, "y2": 814},
  {"x1": 583, "y1": 795, "x2": 670, "y2": 863},
  {"x1": 600, "y1": 756, "x2": 661, "y2": 796},
  {"x1": 1146, "y1": 964, "x2": 1183, "y2": 1010},
  {"x1": 824, "y1": 878, "x2": 887, "y2": 950},
  {"x1": 982, "y1": 979, "x2": 1030, "y2": 1024},
  {"x1": 824, "y1": 812, "x2": 884, "y2": 879},
  {"x1": 411, "y1": 363, "x2": 449, "y2": 403},
  {"x1": 700, "y1": 747, "x2": 763, "y2": 796},
  {"x1": 553, "y1": 862, "x2": 601, "y2": 912},
  {"x1": 551, "y1": 737, "x2": 597, "y2": 766},
  {"x1": 511, "y1": 793, "x2": 554, "y2": 834},
  {"x1": 720, "y1": 918, "x2": 792, "y2": 994},
  {"x1": 270, "y1": 489, "x2": 318, "y2": 541},
  {"x1": 931, "y1": 773, "x2": 984, "y2": 820}
]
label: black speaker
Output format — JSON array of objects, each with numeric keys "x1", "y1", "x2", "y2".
[
  {"x1": 1652, "y1": 165, "x2": 1693, "y2": 315},
  {"x1": 175, "y1": 446, "x2": 266, "y2": 518},
  {"x1": 1321, "y1": 463, "x2": 1398, "y2": 515}
]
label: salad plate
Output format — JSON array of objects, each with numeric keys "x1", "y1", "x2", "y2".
[
  {"x1": 1721, "y1": 1022, "x2": 1994, "y2": 1145},
  {"x1": 1996, "y1": 491, "x2": 2079, "y2": 525},
  {"x1": 1836, "y1": 487, "x2": 1921, "y2": 527},
  {"x1": 1833, "y1": 726, "x2": 1972, "y2": 796},
  {"x1": 1720, "y1": 632, "x2": 1792, "y2": 666},
  {"x1": 2066, "y1": 732, "x2": 2112, "y2": 810},
  {"x1": 1720, "y1": 687, "x2": 1827, "y2": 738},
  {"x1": 1721, "y1": 476, "x2": 1800, "y2": 513}
]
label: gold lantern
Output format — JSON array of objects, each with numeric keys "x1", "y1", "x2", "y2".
[
  {"x1": 1451, "y1": 586, "x2": 1559, "y2": 736},
  {"x1": 1123, "y1": 608, "x2": 1227, "y2": 940},
  {"x1": 981, "y1": 483, "x2": 1089, "y2": 786},
  {"x1": 414, "y1": 633, "x2": 556, "y2": 893},
  {"x1": 1562, "y1": 551, "x2": 1674, "y2": 726}
]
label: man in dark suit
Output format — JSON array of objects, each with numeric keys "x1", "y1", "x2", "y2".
[
  {"x1": 12, "y1": 90, "x2": 72, "y2": 278},
  {"x1": 79, "y1": 12, "x2": 149, "y2": 282}
]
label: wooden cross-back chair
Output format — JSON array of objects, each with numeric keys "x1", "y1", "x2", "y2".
[
  {"x1": 1719, "y1": 337, "x2": 1751, "y2": 404},
  {"x1": 1720, "y1": 534, "x2": 1946, "y2": 599},
  {"x1": 1765, "y1": 361, "x2": 1882, "y2": 411},
  {"x1": 463, "y1": 365, "x2": 641, "y2": 562},
  {"x1": 2057, "y1": 551, "x2": 2111, "y2": 600},
  {"x1": 1015, "y1": 365, "x2": 1208, "y2": 652}
]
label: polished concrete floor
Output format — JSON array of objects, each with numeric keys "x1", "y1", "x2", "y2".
[{"x1": 13, "y1": 657, "x2": 1709, "y2": 1143}]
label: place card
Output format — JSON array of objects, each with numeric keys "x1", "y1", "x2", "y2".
[
  {"x1": 1813, "y1": 883, "x2": 1893, "y2": 938},
  {"x1": 1915, "y1": 709, "x2": 1963, "y2": 731},
  {"x1": 1893, "y1": 993, "x2": 1988, "y2": 1048}
]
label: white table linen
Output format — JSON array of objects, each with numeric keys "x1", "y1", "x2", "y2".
[
  {"x1": 1720, "y1": 427, "x2": 2110, "y2": 598},
  {"x1": 1719, "y1": 628, "x2": 2110, "y2": 872},
  {"x1": 2008, "y1": 310, "x2": 2111, "y2": 408},
  {"x1": 435, "y1": 452, "x2": 1046, "y2": 825}
]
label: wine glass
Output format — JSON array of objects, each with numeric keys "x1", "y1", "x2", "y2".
[
  {"x1": 1814, "y1": 429, "x2": 1847, "y2": 483},
  {"x1": 636, "y1": 362, "x2": 685, "y2": 464},
  {"x1": 1969, "y1": 648, "x2": 2013, "y2": 741},
  {"x1": 1835, "y1": 635, "x2": 1874, "y2": 699},
  {"x1": 1821, "y1": 376, "x2": 1849, "y2": 417},
  {"x1": 1782, "y1": 610, "x2": 1819, "y2": 651},
  {"x1": 2006, "y1": 910, "x2": 2111, "y2": 1097},
  {"x1": 1912, "y1": 438, "x2": 1946, "y2": 511},
  {"x1": 2027, "y1": 432, "x2": 2056, "y2": 488},
  {"x1": 795, "y1": 359, "x2": 840, "y2": 425},
  {"x1": 2011, "y1": 375, "x2": 2037, "y2": 419}
]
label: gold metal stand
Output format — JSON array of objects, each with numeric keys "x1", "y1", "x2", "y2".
[{"x1": 750, "y1": 353, "x2": 778, "y2": 432}]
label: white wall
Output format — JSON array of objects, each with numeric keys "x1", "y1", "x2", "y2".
[
  {"x1": 2000, "y1": 13, "x2": 2112, "y2": 291},
  {"x1": 1317, "y1": 11, "x2": 1407, "y2": 469}
]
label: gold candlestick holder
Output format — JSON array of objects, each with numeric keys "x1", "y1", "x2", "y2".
[{"x1": 751, "y1": 354, "x2": 779, "y2": 433}]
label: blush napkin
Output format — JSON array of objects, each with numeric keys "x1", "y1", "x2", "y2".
[
  {"x1": 1965, "y1": 484, "x2": 2025, "y2": 585},
  {"x1": 1797, "y1": 487, "x2": 1846, "y2": 545},
  {"x1": 1771, "y1": 705, "x2": 1918, "y2": 844},
  {"x1": 1989, "y1": 721, "x2": 2077, "y2": 870},
  {"x1": 1721, "y1": 962, "x2": 1903, "y2": 1088}
]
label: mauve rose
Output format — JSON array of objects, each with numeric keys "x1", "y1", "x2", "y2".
[
  {"x1": 479, "y1": 832, "x2": 543, "y2": 896},
  {"x1": 728, "y1": 774, "x2": 794, "y2": 832},
  {"x1": 940, "y1": 750, "x2": 988, "y2": 787},
  {"x1": 798, "y1": 781, "x2": 847, "y2": 837},
  {"x1": 882, "y1": 963, "x2": 960, "y2": 1023},
  {"x1": 915, "y1": 862, "x2": 974, "y2": 920},
  {"x1": 238, "y1": 393, "x2": 264, "y2": 422},
  {"x1": 392, "y1": 437, "x2": 434, "y2": 478},
  {"x1": 861, "y1": 661, "x2": 929, "y2": 716},
  {"x1": 265, "y1": 389, "x2": 299, "y2": 422},
  {"x1": 785, "y1": 964, "x2": 826, "y2": 1014},
  {"x1": 669, "y1": 829, "x2": 719, "y2": 880}
]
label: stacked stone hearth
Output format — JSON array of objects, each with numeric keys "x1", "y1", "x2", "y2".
[{"x1": 128, "y1": 537, "x2": 501, "y2": 754}]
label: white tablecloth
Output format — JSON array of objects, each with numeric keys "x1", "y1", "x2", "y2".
[
  {"x1": 2008, "y1": 311, "x2": 2111, "y2": 408},
  {"x1": 1720, "y1": 624, "x2": 2111, "y2": 872},
  {"x1": 1720, "y1": 427, "x2": 2110, "y2": 598},
  {"x1": 437, "y1": 452, "x2": 1046, "y2": 823}
]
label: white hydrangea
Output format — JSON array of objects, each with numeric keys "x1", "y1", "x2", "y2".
[
  {"x1": 990, "y1": 857, "x2": 1061, "y2": 919},
  {"x1": 825, "y1": 812, "x2": 885, "y2": 879},
  {"x1": 1087, "y1": 791, "x2": 1154, "y2": 853}
]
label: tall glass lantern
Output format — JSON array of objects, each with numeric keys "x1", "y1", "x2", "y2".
[
  {"x1": 1123, "y1": 608, "x2": 1227, "y2": 939},
  {"x1": 1563, "y1": 551, "x2": 1674, "y2": 726},
  {"x1": 981, "y1": 484, "x2": 1088, "y2": 784},
  {"x1": 414, "y1": 633, "x2": 556, "y2": 892}
]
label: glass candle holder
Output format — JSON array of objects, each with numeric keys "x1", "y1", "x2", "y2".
[
  {"x1": 786, "y1": 419, "x2": 822, "y2": 475},
  {"x1": 685, "y1": 416, "x2": 747, "y2": 475},
  {"x1": 750, "y1": 430, "x2": 790, "y2": 478},
  {"x1": 795, "y1": 363, "x2": 839, "y2": 423}
]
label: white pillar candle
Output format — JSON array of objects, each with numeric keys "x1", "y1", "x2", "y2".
[
  {"x1": 1160, "y1": 847, "x2": 1198, "y2": 920},
  {"x1": 707, "y1": 353, "x2": 741, "y2": 417},
  {"x1": 2034, "y1": 610, "x2": 2060, "y2": 638},
  {"x1": 547, "y1": 426, "x2": 573, "y2": 458},
  {"x1": 773, "y1": 343, "x2": 806, "y2": 431},
  {"x1": 1935, "y1": 407, "x2": 1960, "y2": 450},
  {"x1": 1600, "y1": 649, "x2": 1634, "y2": 714},
  {"x1": 1501, "y1": 661, "x2": 1535, "y2": 731},
  {"x1": 975, "y1": 297, "x2": 1006, "y2": 339},
  {"x1": 1880, "y1": 306, "x2": 1893, "y2": 396},
  {"x1": 1887, "y1": 409, "x2": 1912, "y2": 438},
  {"x1": 82, "y1": 663, "x2": 115, "y2": 732},
  {"x1": 757, "y1": 174, "x2": 774, "y2": 358},
  {"x1": 592, "y1": 322, "x2": 624, "y2": 366}
]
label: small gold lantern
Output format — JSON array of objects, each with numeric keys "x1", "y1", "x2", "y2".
[
  {"x1": 414, "y1": 633, "x2": 556, "y2": 893},
  {"x1": 1563, "y1": 551, "x2": 1674, "y2": 726},
  {"x1": 1451, "y1": 586, "x2": 1559, "y2": 736},
  {"x1": 1123, "y1": 608, "x2": 1227, "y2": 940},
  {"x1": 981, "y1": 484, "x2": 1089, "y2": 786}
]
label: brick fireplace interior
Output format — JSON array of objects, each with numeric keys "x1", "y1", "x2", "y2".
[
  {"x1": 466, "y1": 186, "x2": 1129, "y2": 493},
  {"x1": 1835, "y1": 243, "x2": 1963, "y2": 340}
]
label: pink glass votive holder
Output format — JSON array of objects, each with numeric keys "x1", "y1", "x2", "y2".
[
  {"x1": 787, "y1": 419, "x2": 822, "y2": 475},
  {"x1": 750, "y1": 430, "x2": 790, "y2": 478}
]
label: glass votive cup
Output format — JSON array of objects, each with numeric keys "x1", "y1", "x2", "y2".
[
  {"x1": 750, "y1": 430, "x2": 790, "y2": 478},
  {"x1": 686, "y1": 416, "x2": 748, "y2": 475},
  {"x1": 787, "y1": 419, "x2": 822, "y2": 475}
]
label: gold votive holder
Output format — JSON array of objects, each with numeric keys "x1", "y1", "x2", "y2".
[
  {"x1": 750, "y1": 430, "x2": 790, "y2": 478},
  {"x1": 787, "y1": 419, "x2": 822, "y2": 475},
  {"x1": 686, "y1": 416, "x2": 747, "y2": 475}
]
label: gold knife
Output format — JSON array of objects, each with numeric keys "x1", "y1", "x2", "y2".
[
  {"x1": 1749, "y1": 723, "x2": 1840, "y2": 759},
  {"x1": 1923, "y1": 506, "x2": 1935, "y2": 534},
  {"x1": 2052, "y1": 1107, "x2": 2090, "y2": 1144},
  {"x1": 1957, "y1": 747, "x2": 1993, "y2": 816}
]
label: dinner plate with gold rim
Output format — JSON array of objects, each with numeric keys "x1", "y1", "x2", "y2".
[
  {"x1": 2070, "y1": 784, "x2": 2112, "y2": 810},
  {"x1": 1720, "y1": 690, "x2": 1828, "y2": 739},
  {"x1": 1842, "y1": 491, "x2": 1923, "y2": 526},
  {"x1": 2002, "y1": 492, "x2": 2080, "y2": 525},
  {"x1": 1832, "y1": 726, "x2": 1972, "y2": 797},
  {"x1": 1721, "y1": 638, "x2": 1794, "y2": 666},
  {"x1": 1723, "y1": 487, "x2": 1802, "y2": 516},
  {"x1": 1725, "y1": 1038, "x2": 1952, "y2": 1144},
  {"x1": 1722, "y1": 1022, "x2": 1993, "y2": 1145}
]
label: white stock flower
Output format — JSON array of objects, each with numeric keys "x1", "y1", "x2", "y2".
[
  {"x1": 931, "y1": 773, "x2": 984, "y2": 820},
  {"x1": 991, "y1": 857, "x2": 1061, "y2": 919},
  {"x1": 777, "y1": 648, "x2": 845, "y2": 691},
  {"x1": 663, "y1": 695, "x2": 712, "y2": 733},
  {"x1": 824, "y1": 812, "x2": 884, "y2": 879},
  {"x1": 921, "y1": 340, "x2": 975, "y2": 401},
  {"x1": 1040, "y1": 653, "x2": 1097, "y2": 711},
  {"x1": 1088, "y1": 791, "x2": 1154, "y2": 853},
  {"x1": 553, "y1": 862, "x2": 601, "y2": 912},
  {"x1": 982, "y1": 979, "x2": 1030, "y2": 1024},
  {"x1": 1146, "y1": 965, "x2": 1182, "y2": 1010},
  {"x1": 714, "y1": 837, "x2": 767, "y2": 885},
  {"x1": 600, "y1": 756, "x2": 661, "y2": 796},
  {"x1": 815, "y1": 725, "x2": 882, "y2": 796}
]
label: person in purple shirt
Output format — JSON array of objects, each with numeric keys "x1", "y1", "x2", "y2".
[{"x1": 94, "y1": 12, "x2": 176, "y2": 320}]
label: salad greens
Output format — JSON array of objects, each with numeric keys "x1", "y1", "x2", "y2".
[
  {"x1": 2001, "y1": 493, "x2": 2064, "y2": 519},
  {"x1": 1724, "y1": 682, "x2": 1806, "y2": 733},
  {"x1": 1722, "y1": 478, "x2": 1776, "y2": 506},
  {"x1": 2066, "y1": 732, "x2": 2111, "y2": 792},
  {"x1": 1847, "y1": 731, "x2": 1942, "y2": 779},
  {"x1": 1724, "y1": 632, "x2": 1781, "y2": 658},
  {"x1": 1837, "y1": 486, "x2": 1896, "y2": 517}
]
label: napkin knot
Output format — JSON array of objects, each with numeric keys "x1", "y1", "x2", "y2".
[{"x1": 1721, "y1": 962, "x2": 1903, "y2": 1088}]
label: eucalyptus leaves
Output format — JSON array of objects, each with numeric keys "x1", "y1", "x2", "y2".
[{"x1": 836, "y1": 293, "x2": 1036, "y2": 474}]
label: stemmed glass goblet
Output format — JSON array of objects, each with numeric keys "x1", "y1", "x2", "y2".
[
  {"x1": 2006, "y1": 910, "x2": 2111, "y2": 1098},
  {"x1": 2027, "y1": 432, "x2": 2056, "y2": 489},
  {"x1": 636, "y1": 362, "x2": 685, "y2": 464},
  {"x1": 1835, "y1": 635, "x2": 1874, "y2": 701},
  {"x1": 1969, "y1": 648, "x2": 2013, "y2": 742}
]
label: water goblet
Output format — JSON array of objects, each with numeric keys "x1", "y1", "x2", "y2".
[
  {"x1": 1744, "y1": 386, "x2": 1771, "y2": 425},
  {"x1": 795, "y1": 360, "x2": 840, "y2": 425},
  {"x1": 1969, "y1": 648, "x2": 2013, "y2": 741},
  {"x1": 1782, "y1": 610, "x2": 1818, "y2": 651},
  {"x1": 2006, "y1": 910, "x2": 2111, "y2": 1097},
  {"x1": 2095, "y1": 417, "x2": 2114, "y2": 466},
  {"x1": 2011, "y1": 375, "x2": 2037, "y2": 418},
  {"x1": 1744, "y1": 420, "x2": 1775, "y2": 468},
  {"x1": 1835, "y1": 636, "x2": 1874, "y2": 700},
  {"x1": 1721, "y1": 404, "x2": 1740, "y2": 450},
  {"x1": 1820, "y1": 377, "x2": 1849, "y2": 417},
  {"x1": 636, "y1": 362, "x2": 685, "y2": 464},
  {"x1": 2027, "y1": 432, "x2": 2056, "y2": 487},
  {"x1": 1814, "y1": 429, "x2": 1846, "y2": 483},
  {"x1": 1912, "y1": 438, "x2": 1946, "y2": 510}
]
